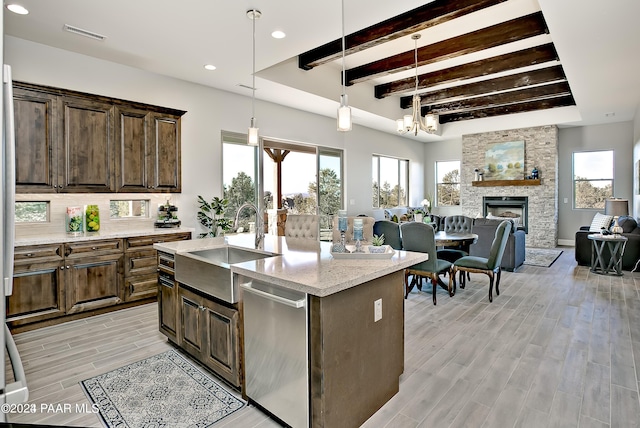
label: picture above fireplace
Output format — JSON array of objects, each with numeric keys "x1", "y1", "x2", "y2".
[
  {"x1": 484, "y1": 140, "x2": 525, "y2": 181},
  {"x1": 483, "y1": 196, "x2": 528, "y2": 233}
]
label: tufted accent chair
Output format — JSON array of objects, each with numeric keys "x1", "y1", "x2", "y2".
[
  {"x1": 284, "y1": 214, "x2": 320, "y2": 240},
  {"x1": 444, "y1": 216, "x2": 474, "y2": 234}
]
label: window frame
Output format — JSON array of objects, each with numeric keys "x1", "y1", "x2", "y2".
[
  {"x1": 372, "y1": 154, "x2": 409, "y2": 208},
  {"x1": 572, "y1": 149, "x2": 614, "y2": 210},
  {"x1": 435, "y1": 160, "x2": 461, "y2": 207}
]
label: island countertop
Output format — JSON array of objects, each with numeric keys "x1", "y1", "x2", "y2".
[{"x1": 154, "y1": 234, "x2": 428, "y2": 297}]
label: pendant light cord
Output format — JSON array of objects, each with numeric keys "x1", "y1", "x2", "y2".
[
  {"x1": 252, "y1": 10, "x2": 256, "y2": 120},
  {"x1": 341, "y1": 0, "x2": 346, "y2": 99},
  {"x1": 413, "y1": 36, "x2": 419, "y2": 94}
]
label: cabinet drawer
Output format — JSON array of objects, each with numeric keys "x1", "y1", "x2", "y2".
[
  {"x1": 158, "y1": 251, "x2": 175, "y2": 274},
  {"x1": 125, "y1": 249, "x2": 158, "y2": 277},
  {"x1": 14, "y1": 244, "x2": 63, "y2": 263},
  {"x1": 126, "y1": 232, "x2": 191, "y2": 251},
  {"x1": 124, "y1": 273, "x2": 158, "y2": 302},
  {"x1": 65, "y1": 239, "x2": 123, "y2": 258}
]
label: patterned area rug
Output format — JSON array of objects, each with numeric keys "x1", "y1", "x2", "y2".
[
  {"x1": 81, "y1": 350, "x2": 245, "y2": 428},
  {"x1": 524, "y1": 248, "x2": 563, "y2": 267}
]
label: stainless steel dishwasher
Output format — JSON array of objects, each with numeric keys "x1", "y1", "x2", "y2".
[{"x1": 239, "y1": 275, "x2": 309, "y2": 428}]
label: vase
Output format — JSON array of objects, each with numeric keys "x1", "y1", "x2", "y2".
[
  {"x1": 66, "y1": 206, "x2": 83, "y2": 235},
  {"x1": 85, "y1": 205, "x2": 100, "y2": 233}
]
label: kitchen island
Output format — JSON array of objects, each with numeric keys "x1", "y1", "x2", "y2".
[{"x1": 155, "y1": 234, "x2": 428, "y2": 428}]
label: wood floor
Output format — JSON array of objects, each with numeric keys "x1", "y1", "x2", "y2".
[{"x1": 7, "y1": 247, "x2": 640, "y2": 427}]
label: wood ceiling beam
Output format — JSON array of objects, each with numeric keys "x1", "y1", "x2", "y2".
[
  {"x1": 297, "y1": 0, "x2": 507, "y2": 70},
  {"x1": 422, "y1": 81, "x2": 572, "y2": 115},
  {"x1": 400, "y1": 65, "x2": 567, "y2": 109},
  {"x1": 438, "y1": 94, "x2": 576, "y2": 123},
  {"x1": 376, "y1": 43, "x2": 559, "y2": 99},
  {"x1": 348, "y1": 11, "x2": 548, "y2": 85}
]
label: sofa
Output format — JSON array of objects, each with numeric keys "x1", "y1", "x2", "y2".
[
  {"x1": 469, "y1": 218, "x2": 526, "y2": 271},
  {"x1": 575, "y1": 215, "x2": 640, "y2": 271}
]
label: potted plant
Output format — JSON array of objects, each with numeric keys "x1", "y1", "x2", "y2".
[
  {"x1": 197, "y1": 195, "x2": 234, "y2": 238},
  {"x1": 369, "y1": 234, "x2": 387, "y2": 253}
]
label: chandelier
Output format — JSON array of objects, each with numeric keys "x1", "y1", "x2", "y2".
[{"x1": 396, "y1": 33, "x2": 439, "y2": 136}]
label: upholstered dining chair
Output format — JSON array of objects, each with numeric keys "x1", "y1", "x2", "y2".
[
  {"x1": 373, "y1": 220, "x2": 402, "y2": 250},
  {"x1": 449, "y1": 220, "x2": 511, "y2": 302},
  {"x1": 400, "y1": 222, "x2": 453, "y2": 305},
  {"x1": 284, "y1": 214, "x2": 320, "y2": 240},
  {"x1": 436, "y1": 215, "x2": 474, "y2": 263}
]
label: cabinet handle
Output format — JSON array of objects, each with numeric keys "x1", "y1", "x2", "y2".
[
  {"x1": 92, "y1": 247, "x2": 97, "y2": 250},
  {"x1": 129, "y1": 285, "x2": 134, "y2": 294},
  {"x1": 199, "y1": 305, "x2": 206, "y2": 312},
  {"x1": 66, "y1": 265, "x2": 70, "y2": 269},
  {"x1": 26, "y1": 253, "x2": 33, "y2": 257},
  {"x1": 60, "y1": 266, "x2": 64, "y2": 270}
]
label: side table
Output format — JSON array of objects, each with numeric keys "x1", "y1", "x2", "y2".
[{"x1": 588, "y1": 234, "x2": 628, "y2": 276}]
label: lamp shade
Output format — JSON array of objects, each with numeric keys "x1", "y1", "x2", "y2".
[{"x1": 604, "y1": 198, "x2": 629, "y2": 217}]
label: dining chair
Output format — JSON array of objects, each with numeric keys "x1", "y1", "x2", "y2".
[
  {"x1": 284, "y1": 214, "x2": 320, "y2": 240},
  {"x1": 449, "y1": 220, "x2": 511, "y2": 302},
  {"x1": 437, "y1": 215, "x2": 474, "y2": 262},
  {"x1": 400, "y1": 222, "x2": 453, "y2": 305},
  {"x1": 373, "y1": 220, "x2": 402, "y2": 250}
]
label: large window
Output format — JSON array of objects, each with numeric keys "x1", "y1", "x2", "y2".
[
  {"x1": 573, "y1": 150, "x2": 613, "y2": 209},
  {"x1": 372, "y1": 155, "x2": 408, "y2": 208},
  {"x1": 436, "y1": 160, "x2": 460, "y2": 206},
  {"x1": 222, "y1": 132, "x2": 259, "y2": 230}
]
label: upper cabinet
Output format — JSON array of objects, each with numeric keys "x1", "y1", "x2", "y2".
[{"x1": 14, "y1": 82, "x2": 185, "y2": 194}]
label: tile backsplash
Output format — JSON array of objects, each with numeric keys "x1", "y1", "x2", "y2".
[{"x1": 15, "y1": 193, "x2": 177, "y2": 239}]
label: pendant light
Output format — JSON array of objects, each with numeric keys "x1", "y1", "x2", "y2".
[
  {"x1": 396, "y1": 33, "x2": 439, "y2": 136},
  {"x1": 247, "y1": 9, "x2": 261, "y2": 146},
  {"x1": 337, "y1": 0, "x2": 352, "y2": 132}
]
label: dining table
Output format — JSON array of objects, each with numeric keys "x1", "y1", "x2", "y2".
[{"x1": 434, "y1": 231, "x2": 479, "y2": 249}]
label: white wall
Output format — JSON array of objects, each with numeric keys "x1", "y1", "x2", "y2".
[
  {"x1": 6, "y1": 36, "x2": 426, "y2": 233},
  {"x1": 557, "y1": 122, "x2": 634, "y2": 244}
]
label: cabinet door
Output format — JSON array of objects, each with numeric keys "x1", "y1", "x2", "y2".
[
  {"x1": 8, "y1": 261, "x2": 65, "y2": 327},
  {"x1": 124, "y1": 273, "x2": 158, "y2": 302},
  {"x1": 178, "y1": 286, "x2": 204, "y2": 357},
  {"x1": 149, "y1": 113, "x2": 181, "y2": 193},
  {"x1": 60, "y1": 96, "x2": 115, "y2": 192},
  {"x1": 65, "y1": 253, "x2": 123, "y2": 314},
  {"x1": 202, "y1": 298, "x2": 241, "y2": 387},
  {"x1": 115, "y1": 106, "x2": 150, "y2": 192},
  {"x1": 158, "y1": 273, "x2": 178, "y2": 342},
  {"x1": 13, "y1": 87, "x2": 59, "y2": 193}
]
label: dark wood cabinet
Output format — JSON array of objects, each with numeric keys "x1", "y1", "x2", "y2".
[
  {"x1": 64, "y1": 239, "x2": 124, "y2": 314},
  {"x1": 158, "y1": 251, "x2": 178, "y2": 342},
  {"x1": 175, "y1": 285, "x2": 241, "y2": 388},
  {"x1": 13, "y1": 82, "x2": 185, "y2": 194},
  {"x1": 60, "y1": 96, "x2": 116, "y2": 192},
  {"x1": 8, "y1": 244, "x2": 65, "y2": 326},
  {"x1": 13, "y1": 87, "x2": 59, "y2": 193}
]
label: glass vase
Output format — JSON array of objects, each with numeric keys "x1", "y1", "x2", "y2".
[{"x1": 85, "y1": 205, "x2": 100, "y2": 233}]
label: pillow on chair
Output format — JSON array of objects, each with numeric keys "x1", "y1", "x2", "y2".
[{"x1": 588, "y1": 212, "x2": 613, "y2": 232}]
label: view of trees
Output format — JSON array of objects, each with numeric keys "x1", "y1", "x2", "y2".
[
  {"x1": 437, "y1": 169, "x2": 460, "y2": 206},
  {"x1": 574, "y1": 177, "x2": 612, "y2": 209},
  {"x1": 223, "y1": 171, "x2": 257, "y2": 231},
  {"x1": 372, "y1": 181, "x2": 406, "y2": 208}
]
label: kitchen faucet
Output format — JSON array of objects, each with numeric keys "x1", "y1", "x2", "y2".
[{"x1": 233, "y1": 202, "x2": 264, "y2": 249}]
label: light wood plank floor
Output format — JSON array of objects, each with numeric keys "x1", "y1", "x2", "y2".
[{"x1": 7, "y1": 247, "x2": 640, "y2": 427}]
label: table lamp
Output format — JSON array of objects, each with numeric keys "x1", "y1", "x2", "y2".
[{"x1": 605, "y1": 198, "x2": 628, "y2": 237}]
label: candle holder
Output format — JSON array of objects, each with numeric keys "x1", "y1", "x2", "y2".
[
  {"x1": 353, "y1": 218, "x2": 364, "y2": 253},
  {"x1": 332, "y1": 210, "x2": 350, "y2": 253}
]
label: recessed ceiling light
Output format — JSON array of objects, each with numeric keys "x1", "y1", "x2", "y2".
[
  {"x1": 204, "y1": 64, "x2": 217, "y2": 71},
  {"x1": 605, "y1": 112, "x2": 615, "y2": 117},
  {"x1": 271, "y1": 30, "x2": 286, "y2": 39},
  {"x1": 6, "y1": 4, "x2": 29, "y2": 15}
]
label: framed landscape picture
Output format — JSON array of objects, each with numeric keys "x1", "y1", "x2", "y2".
[{"x1": 484, "y1": 140, "x2": 525, "y2": 180}]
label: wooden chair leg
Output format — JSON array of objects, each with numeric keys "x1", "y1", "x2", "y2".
[
  {"x1": 488, "y1": 271, "x2": 494, "y2": 302},
  {"x1": 448, "y1": 269, "x2": 455, "y2": 297},
  {"x1": 495, "y1": 267, "x2": 502, "y2": 296},
  {"x1": 431, "y1": 276, "x2": 437, "y2": 305}
]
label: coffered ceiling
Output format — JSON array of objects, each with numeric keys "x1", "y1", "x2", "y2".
[{"x1": 4, "y1": 0, "x2": 639, "y2": 142}]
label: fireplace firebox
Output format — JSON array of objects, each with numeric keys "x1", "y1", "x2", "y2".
[{"x1": 482, "y1": 196, "x2": 528, "y2": 233}]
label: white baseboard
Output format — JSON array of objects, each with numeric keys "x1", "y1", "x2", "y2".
[{"x1": 557, "y1": 239, "x2": 575, "y2": 247}]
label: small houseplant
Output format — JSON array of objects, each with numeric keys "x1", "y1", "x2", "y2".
[
  {"x1": 369, "y1": 234, "x2": 387, "y2": 253},
  {"x1": 197, "y1": 195, "x2": 234, "y2": 238}
]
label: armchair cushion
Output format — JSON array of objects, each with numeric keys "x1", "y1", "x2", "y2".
[{"x1": 588, "y1": 212, "x2": 613, "y2": 232}]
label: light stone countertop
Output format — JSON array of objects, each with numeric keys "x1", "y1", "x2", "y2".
[
  {"x1": 15, "y1": 227, "x2": 195, "y2": 246},
  {"x1": 154, "y1": 234, "x2": 429, "y2": 297}
]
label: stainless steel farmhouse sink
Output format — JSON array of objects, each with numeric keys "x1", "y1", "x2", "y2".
[{"x1": 174, "y1": 246, "x2": 275, "y2": 303}]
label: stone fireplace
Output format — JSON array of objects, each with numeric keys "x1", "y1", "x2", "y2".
[
  {"x1": 461, "y1": 126, "x2": 558, "y2": 248},
  {"x1": 483, "y1": 196, "x2": 528, "y2": 233}
]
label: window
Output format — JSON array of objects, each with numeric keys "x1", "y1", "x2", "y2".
[
  {"x1": 15, "y1": 201, "x2": 48, "y2": 223},
  {"x1": 372, "y1": 155, "x2": 408, "y2": 208},
  {"x1": 222, "y1": 132, "x2": 259, "y2": 231},
  {"x1": 573, "y1": 150, "x2": 613, "y2": 209},
  {"x1": 436, "y1": 161, "x2": 460, "y2": 206},
  {"x1": 109, "y1": 200, "x2": 149, "y2": 218}
]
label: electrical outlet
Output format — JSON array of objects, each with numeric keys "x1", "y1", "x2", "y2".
[
  {"x1": 374, "y1": 298, "x2": 382, "y2": 322},
  {"x1": 564, "y1": 197, "x2": 568, "y2": 204}
]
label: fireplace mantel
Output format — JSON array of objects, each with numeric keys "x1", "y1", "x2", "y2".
[{"x1": 472, "y1": 179, "x2": 541, "y2": 187}]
